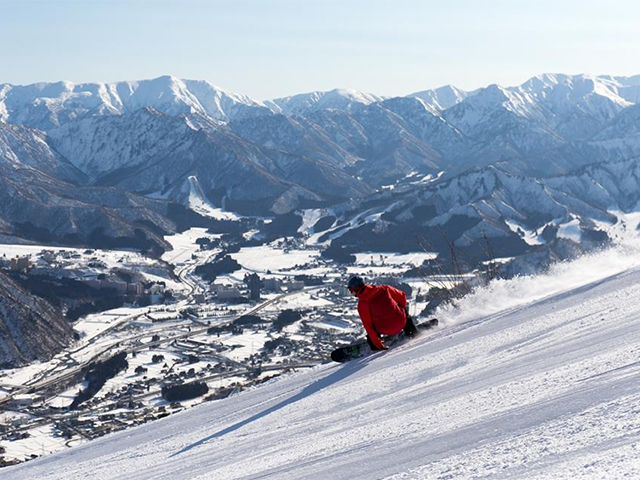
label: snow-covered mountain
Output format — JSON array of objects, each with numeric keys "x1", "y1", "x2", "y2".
[
  {"x1": 227, "y1": 112, "x2": 362, "y2": 170},
  {"x1": 47, "y1": 107, "x2": 372, "y2": 214},
  {"x1": 4, "y1": 73, "x2": 640, "y2": 182},
  {"x1": 516, "y1": 73, "x2": 633, "y2": 141},
  {"x1": 47, "y1": 107, "x2": 194, "y2": 180},
  {"x1": 314, "y1": 157, "x2": 640, "y2": 274},
  {"x1": 232, "y1": 96, "x2": 469, "y2": 187},
  {"x1": 579, "y1": 101, "x2": 640, "y2": 163},
  {"x1": 3, "y1": 72, "x2": 640, "y2": 252},
  {"x1": 0, "y1": 122, "x2": 175, "y2": 251},
  {"x1": 265, "y1": 88, "x2": 385, "y2": 116},
  {"x1": 260, "y1": 73, "x2": 640, "y2": 179},
  {"x1": 7, "y1": 242, "x2": 640, "y2": 479},
  {"x1": 105, "y1": 123, "x2": 369, "y2": 215},
  {"x1": 308, "y1": 100, "x2": 446, "y2": 183},
  {"x1": 409, "y1": 84, "x2": 474, "y2": 110},
  {"x1": 0, "y1": 76, "x2": 272, "y2": 131},
  {"x1": 444, "y1": 83, "x2": 547, "y2": 133},
  {"x1": 0, "y1": 121, "x2": 86, "y2": 184}
]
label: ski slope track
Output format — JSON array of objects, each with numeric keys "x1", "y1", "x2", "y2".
[{"x1": 7, "y1": 265, "x2": 640, "y2": 478}]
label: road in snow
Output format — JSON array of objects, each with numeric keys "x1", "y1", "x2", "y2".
[{"x1": 6, "y1": 248, "x2": 640, "y2": 479}]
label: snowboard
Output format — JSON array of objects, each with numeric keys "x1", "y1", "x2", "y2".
[{"x1": 330, "y1": 318, "x2": 438, "y2": 363}]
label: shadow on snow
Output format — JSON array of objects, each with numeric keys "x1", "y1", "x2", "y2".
[{"x1": 170, "y1": 357, "x2": 370, "y2": 457}]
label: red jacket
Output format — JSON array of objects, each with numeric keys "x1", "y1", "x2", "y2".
[{"x1": 356, "y1": 285, "x2": 407, "y2": 350}]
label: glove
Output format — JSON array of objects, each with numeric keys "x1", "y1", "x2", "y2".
[
  {"x1": 367, "y1": 335, "x2": 388, "y2": 351},
  {"x1": 374, "y1": 341, "x2": 389, "y2": 351}
]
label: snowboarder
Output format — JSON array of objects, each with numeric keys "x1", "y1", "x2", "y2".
[{"x1": 347, "y1": 275, "x2": 418, "y2": 351}]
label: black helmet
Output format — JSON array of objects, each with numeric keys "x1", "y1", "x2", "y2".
[{"x1": 347, "y1": 275, "x2": 365, "y2": 290}]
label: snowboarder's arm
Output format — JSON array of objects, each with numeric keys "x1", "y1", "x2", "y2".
[
  {"x1": 387, "y1": 286, "x2": 407, "y2": 309},
  {"x1": 358, "y1": 303, "x2": 385, "y2": 350}
]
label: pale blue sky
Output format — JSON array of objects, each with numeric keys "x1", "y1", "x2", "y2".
[{"x1": 1, "y1": 0, "x2": 639, "y2": 99}]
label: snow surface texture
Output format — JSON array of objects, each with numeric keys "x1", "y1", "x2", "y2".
[{"x1": 7, "y1": 242, "x2": 640, "y2": 479}]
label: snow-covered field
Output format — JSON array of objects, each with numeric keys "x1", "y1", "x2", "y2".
[
  {"x1": 0, "y1": 244, "x2": 157, "y2": 272},
  {"x1": 229, "y1": 244, "x2": 320, "y2": 273},
  {"x1": 7, "y1": 242, "x2": 640, "y2": 479},
  {"x1": 162, "y1": 228, "x2": 219, "y2": 266},
  {"x1": 0, "y1": 242, "x2": 183, "y2": 292}
]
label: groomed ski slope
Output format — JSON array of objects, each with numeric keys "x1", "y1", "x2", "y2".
[{"x1": 7, "y1": 243, "x2": 640, "y2": 480}]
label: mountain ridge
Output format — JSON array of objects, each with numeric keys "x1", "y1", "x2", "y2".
[{"x1": 3, "y1": 72, "x2": 640, "y2": 256}]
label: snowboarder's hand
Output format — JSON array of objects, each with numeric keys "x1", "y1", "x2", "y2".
[{"x1": 379, "y1": 343, "x2": 389, "y2": 350}]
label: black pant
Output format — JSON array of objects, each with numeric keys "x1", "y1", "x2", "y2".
[
  {"x1": 367, "y1": 312, "x2": 418, "y2": 350},
  {"x1": 403, "y1": 312, "x2": 418, "y2": 337}
]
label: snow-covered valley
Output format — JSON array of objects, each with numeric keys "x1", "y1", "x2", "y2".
[{"x1": 6, "y1": 242, "x2": 640, "y2": 479}]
